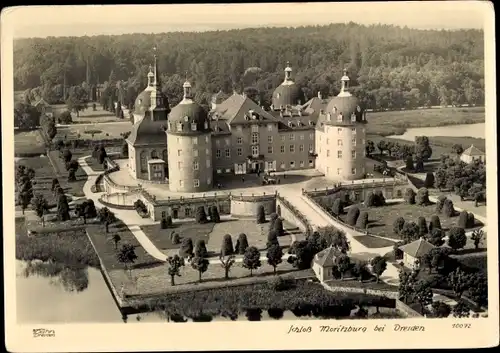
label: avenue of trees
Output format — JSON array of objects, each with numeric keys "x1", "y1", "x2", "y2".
[{"x1": 14, "y1": 23, "x2": 484, "y2": 112}]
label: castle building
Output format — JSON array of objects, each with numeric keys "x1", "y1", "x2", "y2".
[{"x1": 126, "y1": 56, "x2": 368, "y2": 191}]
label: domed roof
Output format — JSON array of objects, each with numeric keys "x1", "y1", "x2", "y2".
[
  {"x1": 126, "y1": 117, "x2": 167, "y2": 146},
  {"x1": 271, "y1": 62, "x2": 304, "y2": 108},
  {"x1": 168, "y1": 81, "x2": 209, "y2": 134},
  {"x1": 133, "y1": 86, "x2": 169, "y2": 116}
]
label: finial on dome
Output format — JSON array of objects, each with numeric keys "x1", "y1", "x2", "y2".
[
  {"x1": 339, "y1": 68, "x2": 351, "y2": 96},
  {"x1": 183, "y1": 72, "x2": 192, "y2": 100},
  {"x1": 284, "y1": 61, "x2": 293, "y2": 82}
]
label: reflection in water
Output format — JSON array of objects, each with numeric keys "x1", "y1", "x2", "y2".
[{"x1": 22, "y1": 260, "x2": 89, "y2": 293}]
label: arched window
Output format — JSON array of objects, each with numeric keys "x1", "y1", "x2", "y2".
[
  {"x1": 140, "y1": 151, "x2": 147, "y2": 172},
  {"x1": 151, "y1": 150, "x2": 158, "y2": 159}
]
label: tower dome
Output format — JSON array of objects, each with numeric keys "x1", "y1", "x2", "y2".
[
  {"x1": 168, "y1": 79, "x2": 209, "y2": 134},
  {"x1": 324, "y1": 69, "x2": 365, "y2": 124},
  {"x1": 133, "y1": 60, "x2": 169, "y2": 118},
  {"x1": 271, "y1": 62, "x2": 305, "y2": 109}
]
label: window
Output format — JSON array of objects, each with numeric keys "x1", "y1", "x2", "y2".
[
  {"x1": 351, "y1": 127, "x2": 356, "y2": 134},
  {"x1": 225, "y1": 168, "x2": 231, "y2": 173},
  {"x1": 337, "y1": 113, "x2": 343, "y2": 122},
  {"x1": 337, "y1": 128, "x2": 342, "y2": 133},
  {"x1": 193, "y1": 137, "x2": 198, "y2": 145},
  {"x1": 193, "y1": 161, "x2": 199, "y2": 170},
  {"x1": 337, "y1": 139, "x2": 343, "y2": 146},
  {"x1": 352, "y1": 138, "x2": 356, "y2": 146},
  {"x1": 280, "y1": 163, "x2": 285, "y2": 169},
  {"x1": 217, "y1": 169, "x2": 222, "y2": 174},
  {"x1": 237, "y1": 147, "x2": 242, "y2": 156},
  {"x1": 161, "y1": 211, "x2": 166, "y2": 218},
  {"x1": 237, "y1": 137, "x2": 243, "y2": 144},
  {"x1": 251, "y1": 132, "x2": 259, "y2": 144},
  {"x1": 338, "y1": 151, "x2": 342, "y2": 158},
  {"x1": 206, "y1": 148, "x2": 210, "y2": 155},
  {"x1": 289, "y1": 133, "x2": 295, "y2": 141},
  {"x1": 280, "y1": 145, "x2": 285, "y2": 153},
  {"x1": 351, "y1": 113, "x2": 356, "y2": 122},
  {"x1": 267, "y1": 146, "x2": 273, "y2": 154},
  {"x1": 191, "y1": 123, "x2": 197, "y2": 131},
  {"x1": 194, "y1": 150, "x2": 198, "y2": 157},
  {"x1": 267, "y1": 124, "x2": 273, "y2": 132},
  {"x1": 290, "y1": 145, "x2": 295, "y2": 153},
  {"x1": 351, "y1": 168, "x2": 356, "y2": 175},
  {"x1": 300, "y1": 134, "x2": 305, "y2": 140},
  {"x1": 177, "y1": 149, "x2": 182, "y2": 156},
  {"x1": 216, "y1": 149, "x2": 221, "y2": 158},
  {"x1": 337, "y1": 168, "x2": 341, "y2": 175},
  {"x1": 194, "y1": 179, "x2": 200, "y2": 187},
  {"x1": 300, "y1": 161, "x2": 304, "y2": 167},
  {"x1": 268, "y1": 136, "x2": 273, "y2": 143},
  {"x1": 225, "y1": 149, "x2": 230, "y2": 158},
  {"x1": 225, "y1": 138, "x2": 230, "y2": 146},
  {"x1": 309, "y1": 133, "x2": 314, "y2": 140},
  {"x1": 309, "y1": 144, "x2": 314, "y2": 152},
  {"x1": 309, "y1": 160, "x2": 313, "y2": 166},
  {"x1": 299, "y1": 144, "x2": 304, "y2": 152},
  {"x1": 281, "y1": 135, "x2": 286, "y2": 142},
  {"x1": 179, "y1": 180, "x2": 183, "y2": 187},
  {"x1": 290, "y1": 161, "x2": 295, "y2": 168},
  {"x1": 216, "y1": 140, "x2": 220, "y2": 146},
  {"x1": 252, "y1": 145, "x2": 259, "y2": 156},
  {"x1": 205, "y1": 136, "x2": 210, "y2": 143},
  {"x1": 327, "y1": 150, "x2": 330, "y2": 157},
  {"x1": 206, "y1": 160, "x2": 211, "y2": 168},
  {"x1": 178, "y1": 161, "x2": 183, "y2": 169},
  {"x1": 351, "y1": 150, "x2": 356, "y2": 159},
  {"x1": 185, "y1": 208, "x2": 191, "y2": 217},
  {"x1": 252, "y1": 125, "x2": 259, "y2": 133},
  {"x1": 176, "y1": 122, "x2": 182, "y2": 131}
]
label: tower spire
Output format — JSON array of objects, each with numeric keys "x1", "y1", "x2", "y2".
[
  {"x1": 153, "y1": 46, "x2": 160, "y2": 88},
  {"x1": 339, "y1": 68, "x2": 351, "y2": 97}
]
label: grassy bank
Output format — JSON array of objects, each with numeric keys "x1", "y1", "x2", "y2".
[
  {"x1": 15, "y1": 218, "x2": 100, "y2": 269},
  {"x1": 366, "y1": 107, "x2": 485, "y2": 136},
  {"x1": 137, "y1": 279, "x2": 396, "y2": 318},
  {"x1": 14, "y1": 129, "x2": 46, "y2": 156},
  {"x1": 47, "y1": 150, "x2": 88, "y2": 197}
]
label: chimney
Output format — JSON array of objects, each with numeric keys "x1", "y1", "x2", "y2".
[{"x1": 318, "y1": 91, "x2": 322, "y2": 99}]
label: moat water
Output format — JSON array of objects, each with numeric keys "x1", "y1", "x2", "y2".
[{"x1": 387, "y1": 123, "x2": 485, "y2": 141}]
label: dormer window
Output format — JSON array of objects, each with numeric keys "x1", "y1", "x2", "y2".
[
  {"x1": 309, "y1": 120, "x2": 314, "y2": 126},
  {"x1": 351, "y1": 113, "x2": 356, "y2": 122},
  {"x1": 184, "y1": 116, "x2": 189, "y2": 122},
  {"x1": 337, "y1": 113, "x2": 343, "y2": 122},
  {"x1": 320, "y1": 109, "x2": 324, "y2": 115},
  {"x1": 327, "y1": 113, "x2": 331, "y2": 121},
  {"x1": 177, "y1": 122, "x2": 183, "y2": 131},
  {"x1": 204, "y1": 121, "x2": 208, "y2": 129},
  {"x1": 288, "y1": 121, "x2": 293, "y2": 128},
  {"x1": 357, "y1": 106, "x2": 361, "y2": 113},
  {"x1": 191, "y1": 123, "x2": 197, "y2": 131},
  {"x1": 139, "y1": 99, "x2": 142, "y2": 104},
  {"x1": 168, "y1": 122, "x2": 172, "y2": 131},
  {"x1": 277, "y1": 93, "x2": 281, "y2": 99},
  {"x1": 333, "y1": 106, "x2": 337, "y2": 114}
]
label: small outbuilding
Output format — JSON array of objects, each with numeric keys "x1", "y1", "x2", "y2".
[
  {"x1": 312, "y1": 246, "x2": 343, "y2": 283},
  {"x1": 399, "y1": 237, "x2": 436, "y2": 269},
  {"x1": 460, "y1": 144, "x2": 485, "y2": 164}
]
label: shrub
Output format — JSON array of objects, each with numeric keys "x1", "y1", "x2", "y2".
[
  {"x1": 457, "y1": 211, "x2": 468, "y2": 229},
  {"x1": 172, "y1": 233, "x2": 181, "y2": 245},
  {"x1": 404, "y1": 188, "x2": 416, "y2": 204},
  {"x1": 160, "y1": 217, "x2": 169, "y2": 229},
  {"x1": 235, "y1": 233, "x2": 249, "y2": 254},
  {"x1": 195, "y1": 206, "x2": 207, "y2": 223},
  {"x1": 267, "y1": 229, "x2": 279, "y2": 248},
  {"x1": 424, "y1": 172, "x2": 435, "y2": 188},
  {"x1": 405, "y1": 155, "x2": 414, "y2": 171},
  {"x1": 269, "y1": 276, "x2": 295, "y2": 291},
  {"x1": 428, "y1": 228, "x2": 444, "y2": 246},
  {"x1": 209, "y1": 205, "x2": 220, "y2": 223},
  {"x1": 345, "y1": 206, "x2": 360, "y2": 226},
  {"x1": 165, "y1": 215, "x2": 173, "y2": 227},
  {"x1": 58, "y1": 110, "x2": 72, "y2": 124},
  {"x1": 179, "y1": 238, "x2": 194, "y2": 258},
  {"x1": 194, "y1": 239, "x2": 208, "y2": 258},
  {"x1": 269, "y1": 213, "x2": 279, "y2": 227},
  {"x1": 417, "y1": 216, "x2": 428, "y2": 236},
  {"x1": 256, "y1": 205, "x2": 266, "y2": 224},
  {"x1": 221, "y1": 234, "x2": 234, "y2": 256},
  {"x1": 393, "y1": 217, "x2": 405, "y2": 235},
  {"x1": 442, "y1": 199, "x2": 455, "y2": 217},
  {"x1": 331, "y1": 198, "x2": 344, "y2": 216},
  {"x1": 447, "y1": 227, "x2": 467, "y2": 250},
  {"x1": 400, "y1": 221, "x2": 420, "y2": 242},
  {"x1": 466, "y1": 212, "x2": 475, "y2": 228},
  {"x1": 373, "y1": 190, "x2": 386, "y2": 206},
  {"x1": 415, "y1": 187, "x2": 430, "y2": 206},
  {"x1": 133, "y1": 199, "x2": 147, "y2": 214},
  {"x1": 355, "y1": 211, "x2": 369, "y2": 229},
  {"x1": 429, "y1": 215, "x2": 441, "y2": 232},
  {"x1": 393, "y1": 242, "x2": 404, "y2": 260},
  {"x1": 364, "y1": 192, "x2": 375, "y2": 207},
  {"x1": 435, "y1": 195, "x2": 447, "y2": 214},
  {"x1": 273, "y1": 218, "x2": 284, "y2": 236}
]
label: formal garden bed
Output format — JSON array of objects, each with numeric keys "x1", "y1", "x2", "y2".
[{"x1": 47, "y1": 149, "x2": 88, "y2": 197}]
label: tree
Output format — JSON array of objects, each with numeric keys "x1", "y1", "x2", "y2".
[
  {"x1": 195, "y1": 206, "x2": 207, "y2": 223},
  {"x1": 404, "y1": 188, "x2": 416, "y2": 204},
  {"x1": 398, "y1": 269, "x2": 418, "y2": 304},
  {"x1": 452, "y1": 300, "x2": 471, "y2": 318},
  {"x1": 32, "y1": 194, "x2": 49, "y2": 226},
  {"x1": 267, "y1": 229, "x2": 279, "y2": 248},
  {"x1": 266, "y1": 244, "x2": 283, "y2": 274},
  {"x1": 235, "y1": 233, "x2": 249, "y2": 254},
  {"x1": 58, "y1": 110, "x2": 72, "y2": 124},
  {"x1": 57, "y1": 193, "x2": 70, "y2": 221},
  {"x1": 467, "y1": 273, "x2": 488, "y2": 308},
  {"x1": 470, "y1": 229, "x2": 484, "y2": 249},
  {"x1": 424, "y1": 172, "x2": 435, "y2": 188},
  {"x1": 219, "y1": 255, "x2": 236, "y2": 280},
  {"x1": 84, "y1": 199, "x2": 97, "y2": 219},
  {"x1": 415, "y1": 187, "x2": 430, "y2": 206},
  {"x1": 373, "y1": 190, "x2": 386, "y2": 206},
  {"x1": 116, "y1": 243, "x2": 138, "y2": 275},
  {"x1": 442, "y1": 199, "x2": 455, "y2": 217},
  {"x1": 414, "y1": 157, "x2": 424, "y2": 173},
  {"x1": 210, "y1": 205, "x2": 220, "y2": 223},
  {"x1": 256, "y1": 205, "x2": 266, "y2": 224},
  {"x1": 435, "y1": 195, "x2": 447, "y2": 214},
  {"x1": 370, "y1": 256, "x2": 387, "y2": 283},
  {"x1": 98, "y1": 146, "x2": 107, "y2": 165},
  {"x1": 451, "y1": 144, "x2": 464, "y2": 156},
  {"x1": 331, "y1": 198, "x2": 344, "y2": 216},
  {"x1": 345, "y1": 206, "x2": 360, "y2": 226},
  {"x1": 335, "y1": 254, "x2": 351, "y2": 280},
  {"x1": 432, "y1": 301, "x2": 452, "y2": 318},
  {"x1": 405, "y1": 155, "x2": 414, "y2": 171},
  {"x1": 287, "y1": 240, "x2": 315, "y2": 270},
  {"x1": 417, "y1": 216, "x2": 428, "y2": 237},
  {"x1": 365, "y1": 140, "x2": 375, "y2": 157},
  {"x1": 355, "y1": 211, "x2": 369, "y2": 229},
  {"x1": 364, "y1": 192, "x2": 375, "y2": 207},
  {"x1": 14, "y1": 102, "x2": 41, "y2": 129},
  {"x1": 413, "y1": 280, "x2": 434, "y2": 315},
  {"x1": 166, "y1": 255, "x2": 185, "y2": 286},
  {"x1": 457, "y1": 211, "x2": 468, "y2": 228},
  {"x1": 171, "y1": 232, "x2": 181, "y2": 245},
  {"x1": 66, "y1": 86, "x2": 88, "y2": 116},
  {"x1": 466, "y1": 212, "x2": 475, "y2": 228},
  {"x1": 428, "y1": 228, "x2": 445, "y2": 246},
  {"x1": 352, "y1": 260, "x2": 368, "y2": 282},
  {"x1": 67, "y1": 160, "x2": 79, "y2": 182},
  {"x1": 194, "y1": 239, "x2": 208, "y2": 258},
  {"x1": 112, "y1": 233, "x2": 121, "y2": 249},
  {"x1": 98, "y1": 207, "x2": 116, "y2": 233},
  {"x1": 160, "y1": 217, "x2": 168, "y2": 229},
  {"x1": 400, "y1": 221, "x2": 420, "y2": 242},
  {"x1": 269, "y1": 212, "x2": 279, "y2": 228},
  {"x1": 429, "y1": 215, "x2": 442, "y2": 232},
  {"x1": 221, "y1": 234, "x2": 234, "y2": 256},
  {"x1": 273, "y1": 218, "x2": 284, "y2": 236},
  {"x1": 415, "y1": 136, "x2": 432, "y2": 160},
  {"x1": 422, "y1": 247, "x2": 446, "y2": 274},
  {"x1": 447, "y1": 227, "x2": 467, "y2": 250},
  {"x1": 191, "y1": 255, "x2": 209, "y2": 282},
  {"x1": 448, "y1": 268, "x2": 470, "y2": 298},
  {"x1": 242, "y1": 246, "x2": 261, "y2": 276},
  {"x1": 316, "y1": 226, "x2": 350, "y2": 253},
  {"x1": 74, "y1": 202, "x2": 88, "y2": 224}
]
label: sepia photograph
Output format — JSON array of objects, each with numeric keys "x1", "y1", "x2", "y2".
[{"x1": 2, "y1": 2, "x2": 498, "y2": 351}]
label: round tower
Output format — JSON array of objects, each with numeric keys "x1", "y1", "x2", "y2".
[
  {"x1": 166, "y1": 78, "x2": 212, "y2": 192},
  {"x1": 316, "y1": 69, "x2": 367, "y2": 180}
]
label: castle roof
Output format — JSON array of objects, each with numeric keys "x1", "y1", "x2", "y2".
[
  {"x1": 399, "y1": 238, "x2": 435, "y2": 258},
  {"x1": 313, "y1": 246, "x2": 343, "y2": 267},
  {"x1": 126, "y1": 117, "x2": 167, "y2": 147},
  {"x1": 212, "y1": 93, "x2": 277, "y2": 125}
]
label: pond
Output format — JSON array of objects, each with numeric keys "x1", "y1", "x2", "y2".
[
  {"x1": 16, "y1": 260, "x2": 402, "y2": 323},
  {"x1": 387, "y1": 123, "x2": 485, "y2": 142}
]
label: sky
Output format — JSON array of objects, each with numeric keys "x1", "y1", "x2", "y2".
[{"x1": 3, "y1": 2, "x2": 489, "y2": 39}]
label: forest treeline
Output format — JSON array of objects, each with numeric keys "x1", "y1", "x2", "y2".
[{"x1": 14, "y1": 23, "x2": 484, "y2": 110}]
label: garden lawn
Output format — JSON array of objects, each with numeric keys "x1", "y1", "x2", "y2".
[
  {"x1": 54, "y1": 121, "x2": 133, "y2": 141},
  {"x1": 53, "y1": 104, "x2": 128, "y2": 124},
  {"x1": 15, "y1": 156, "x2": 58, "y2": 204},
  {"x1": 140, "y1": 222, "x2": 214, "y2": 253},
  {"x1": 340, "y1": 202, "x2": 483, "y2": 240},
  {"x1": 48, "y1": 149, "x2": 89, "y2": 197},
  {"x1": 366, "y1": 107, "x2": 485, "y2": 136},
  {"x1": 14, "y1": 129, "x2": 46, "y2": 156},
  {"x1": 85, "y1": 156, "x2": 106, "y2": 172},
  {"x1": 86, "y1": 219, "x2": 164, "y2": 272},
  {"x1": 352, "y1": 235, "x2": 396, "y2": 248}
]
